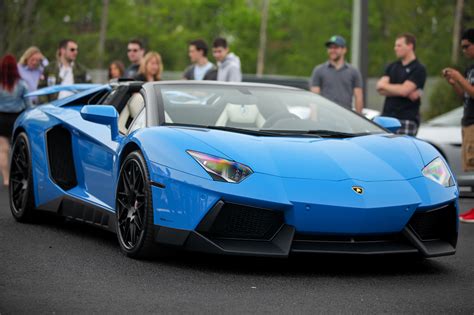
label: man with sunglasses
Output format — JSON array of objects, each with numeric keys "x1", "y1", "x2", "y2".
[
  {"x1": 39, "y1": 39, "x2": 91, "y2": 100},
  {"x1": 125, "y1": 39, "x2": 145, "y2": 79},
  {"x1": 442, "y1": 28, "x2": 474, "y2": 223}
]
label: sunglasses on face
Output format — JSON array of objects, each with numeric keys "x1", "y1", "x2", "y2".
[{"x1": 128, "y1": 49, "x2": 139, "y2": 52}]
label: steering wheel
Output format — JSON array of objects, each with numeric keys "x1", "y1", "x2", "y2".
[{"x1": 262, "y1": 111, "x2": 300, "y2": 129}]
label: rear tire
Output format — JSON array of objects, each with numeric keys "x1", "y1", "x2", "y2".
[
  {"x1": 9, "y1": 132, "x2": 36, "y2": 222},
  {"x1": 116, "y1": 151, "x2": 162, "y2": 259}
]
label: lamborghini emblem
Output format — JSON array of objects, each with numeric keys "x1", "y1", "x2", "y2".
[{"x1": 352, "y1": 186, "x2": 364, "y2": 194}]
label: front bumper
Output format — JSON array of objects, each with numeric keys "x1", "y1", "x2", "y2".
[
  {"x1": 153, "y1": 200, "x2": 458, "y2": 258},
  {"x1": 149, "y1": 164, "x2": 459, "y2": 258}
]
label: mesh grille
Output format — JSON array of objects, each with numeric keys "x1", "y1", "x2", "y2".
[{"x1": 208, "y1": 203, "x2": 284, "y2": 240}]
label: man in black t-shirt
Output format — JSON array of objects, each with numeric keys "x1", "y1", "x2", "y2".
[
  {"x1": 442, "y1": 28, "x2": 474, "y2": 223},
  {"x1": 376, "y1": 33, "x2": 427, "y2": 136}
]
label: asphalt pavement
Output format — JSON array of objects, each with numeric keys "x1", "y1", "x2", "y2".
[{"x1": 0, "y1": 184, "x2": 473, "y2": 314}]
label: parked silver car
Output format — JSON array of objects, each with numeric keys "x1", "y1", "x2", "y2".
[{"x1": 417, "y1": 107, "x2": 473, "y2": 194}]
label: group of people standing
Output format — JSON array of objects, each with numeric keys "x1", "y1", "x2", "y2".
[
  {"x1": 310, "y1": 29, "x2": 474, "y2": 223},
  {"x1": 310, "y1": 33, "x2": 426, "y2": 137},
  {"x1": 108, "y1": 37, "x2": 242, "y2": 83},
  {"x1": 1, "y1": 30, "x2": 474, "y2": 196},
  {"x1": 0, "y1": 36, "x2": 243, "y2": 186}
]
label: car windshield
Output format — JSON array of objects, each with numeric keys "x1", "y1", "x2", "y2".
[
  {"x1": 426, "y1": 107, "x2": 462, "y2": 127},
  {"x1": 159, "y1": 84, "x2": 386, "y2": 136}
]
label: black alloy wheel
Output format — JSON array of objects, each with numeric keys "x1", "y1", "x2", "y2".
[
  {"x1": 116, "y1": 151, "x2": 157, "y2": 258},
  {"x1": 9, "y1": 132, "x2": 36, "y2": 221}
]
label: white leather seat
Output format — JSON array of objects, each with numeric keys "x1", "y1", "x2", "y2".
[
  {"x1": 118, "y1": 93, "x2": 145, "y2": 134},
  {"x1": 215, "y1": 103, "x2": 265, "y2": 128}
]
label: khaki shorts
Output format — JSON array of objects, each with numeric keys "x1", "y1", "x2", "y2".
[{"x1": 462, "y1": 125, "x2": 474, "y2": 171}]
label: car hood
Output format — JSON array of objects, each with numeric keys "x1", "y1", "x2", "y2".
[{"x1": 175, "y1": 128, "x2": 425, "y2": 181}]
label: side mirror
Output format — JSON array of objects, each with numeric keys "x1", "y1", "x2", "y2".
[
  {"x1": 80, "y1": 105, "x2": 119, "y2": 140},
  {"x1": 373, "y1": 116, "x2": 402, "y2": 133}
]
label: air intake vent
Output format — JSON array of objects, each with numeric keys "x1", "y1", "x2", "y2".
[
  {"x1": 46, "y1": 126, "x2": 77, "y2": 190},
  {"x1": 408, "y1": 203, "x2": 457, "y2": 242},
  {"x1": 207, "y1": 203, "x2": 284, "y2": 240}
]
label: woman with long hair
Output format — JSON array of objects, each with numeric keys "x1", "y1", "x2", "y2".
[
  {"x1": 108, "y1": 60, "x2": 125, "y2": 81},
  {"x1": 0, "y1": 54, "x2": 31, "y2": 186},
  {"x1": 134, "y1": 51, "x2": 163, "y2": 82}
]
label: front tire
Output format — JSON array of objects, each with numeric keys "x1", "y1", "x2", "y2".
[
  {"x1": 9, "y1": 132, "x2": 36, "y2": 222},
  {"x1": 116, "y1": 151, "x2": 157, "y2": 259}
]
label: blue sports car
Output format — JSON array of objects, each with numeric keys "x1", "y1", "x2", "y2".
[{"x1": 9, "y1": 81, "x2": 458, "y2": 259}]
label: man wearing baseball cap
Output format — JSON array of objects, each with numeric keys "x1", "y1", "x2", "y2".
[{"x1": 310, "y1": 35, "x2": 364, "y2": 113}]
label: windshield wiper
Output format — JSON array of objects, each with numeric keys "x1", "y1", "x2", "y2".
[
  {"x1": 165, "y1": 123, "x2": 285, "y2": 136},
  {"x1": 303, "y1": 130, "x2": 370, "y2": 138},
  {"x1": 205, "y1": 125, "x2": 286, "y2": 136}
]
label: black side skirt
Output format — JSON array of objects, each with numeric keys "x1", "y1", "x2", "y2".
[{"x1": 37, "y1": 195, "x2": 116, "y2": 233}]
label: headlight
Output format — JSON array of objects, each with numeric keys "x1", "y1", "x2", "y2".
[
  {"x1": 422, "y1": 157, "x2": 454, "y2": 187},
  {"x1": 187, "y1": 150, "x2": 253, "y2": 183}
]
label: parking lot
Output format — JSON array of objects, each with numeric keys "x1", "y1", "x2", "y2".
[{"x1": 0, "y1": 184, "x2": 472, "y2": 313}]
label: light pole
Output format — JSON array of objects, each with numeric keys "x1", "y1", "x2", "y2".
[{"x1": 351, "y1": 0, "x2": 368, "y2": 105}]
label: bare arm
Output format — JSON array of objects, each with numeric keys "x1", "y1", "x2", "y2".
[
  {"x1": 453, "y1": 76, "x2": 474, "y2": 98},
  {"x1": 311, "y1": 86, "x2": 321, "y2": 94},
  {"x1": 442, "y1": 68, "x2": 469, "y2": 97},
  {"x1": 378, "y1": 80, "x2": 417, "y2": 97},
  {"x1": 353, "y1": 87, "x2": 363, "y2": 113},
  {"x1": 376, "y1": 76, "x2": 390, "y2": 95},
  {"x1": 451, "y1": 80, "x2": 466, "y2": 97}
]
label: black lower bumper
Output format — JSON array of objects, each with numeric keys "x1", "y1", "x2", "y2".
[
  {"x1": 152, "y1": 201, "x2": 458, "y2": 258},
  {"x1": 153, "y1": 225, "x2": 456, "y2": 258}
]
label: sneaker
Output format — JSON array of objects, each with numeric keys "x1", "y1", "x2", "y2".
[{"x1": 460, "y1": 208, "x2": 474, "y2": 223}]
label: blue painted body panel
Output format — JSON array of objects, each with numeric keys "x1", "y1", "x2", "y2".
[
  {"x1": 12, "y1": 85, "x2": 459, "y2": 240},
  {"x1": 148, "y1": 159, "x2": 457, "y2": 233},
  {"x1": 26, "y1": 84, "x2": 103, "y2": 97}
]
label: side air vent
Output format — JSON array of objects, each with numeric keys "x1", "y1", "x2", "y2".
[
  {"x1": 46, "y1": 126, "x2": 77, "y2": 190},
  {"x1": 408, "y1": 203, "x2": 457, "y2": 245}
]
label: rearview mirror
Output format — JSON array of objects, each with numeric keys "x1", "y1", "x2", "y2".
[
  {"x1": 373, "y1": 116, "x2": 402, "y2": 133},
  {"x1": 80, "y1": 105, "x2": 119, "y2": 140}
]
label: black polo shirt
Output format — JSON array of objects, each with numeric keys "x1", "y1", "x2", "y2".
[
  {"x1": 381, "y1": 59, "x2": 426, "y2": 124},
  {"x1": 462, "y1": 64, "x2": 474, "y2": 127}
]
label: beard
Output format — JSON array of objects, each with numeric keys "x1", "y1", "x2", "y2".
[{"x1": 330, "y1": 54, "x2": 342, "y2": 62}]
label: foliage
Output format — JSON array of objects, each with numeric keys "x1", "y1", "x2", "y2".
[
  {"x1": 424, "y1": 77, "x2": 463, "y2": 120},
  {"x1": 0, "y1": 0, "x2": 473, "y2": 78}
]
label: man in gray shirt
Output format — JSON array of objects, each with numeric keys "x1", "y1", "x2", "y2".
[
  {"x1": 310, "y1": 35, "x2": 363, "y2": 113},
  {"x1": 212, "y1": 37, "x2": 242, "y2": 82}
]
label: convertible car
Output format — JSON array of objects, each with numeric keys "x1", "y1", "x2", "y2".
[{"x1": 10, "y1": 81, "x2": 458, "y2": 259}]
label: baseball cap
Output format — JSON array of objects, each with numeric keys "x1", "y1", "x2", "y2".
[{"x1": 325, "y1": 35, "x2": 346, "y2": 47}]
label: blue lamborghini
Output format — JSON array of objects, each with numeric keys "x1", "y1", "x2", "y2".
[{"x1": 9, "y1": 81, "x2": 458, "y2": 259}]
